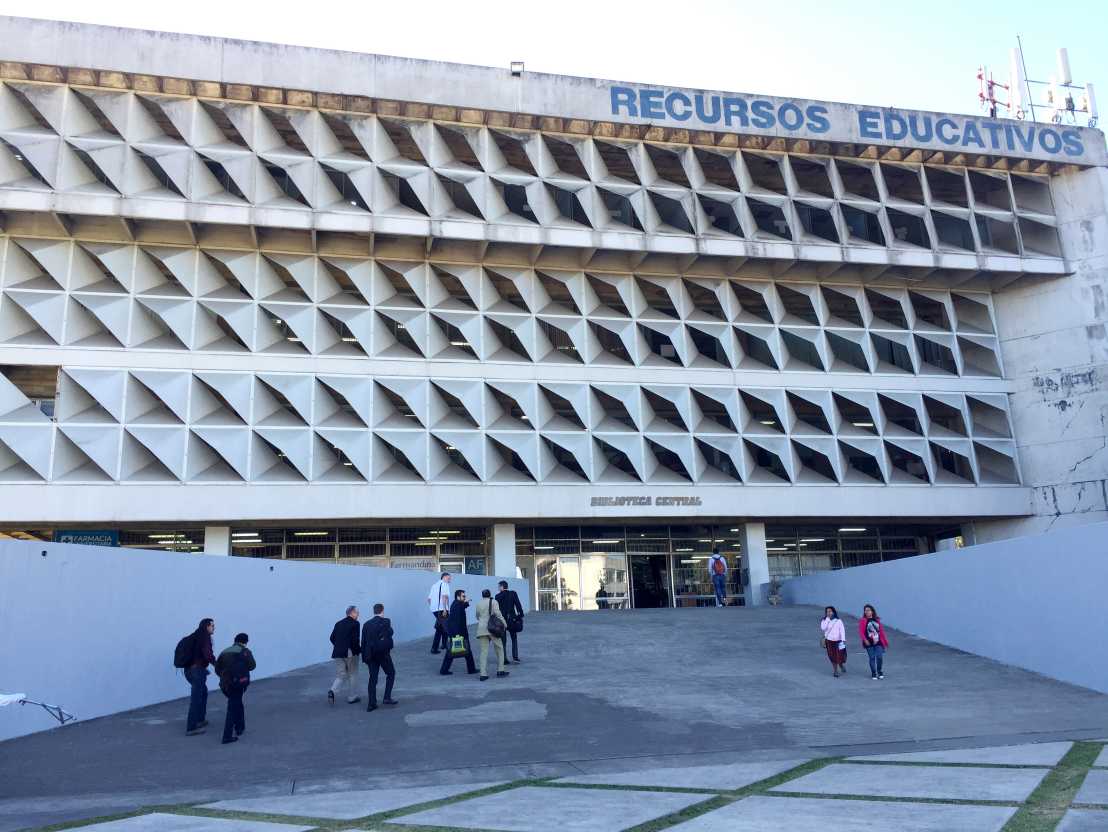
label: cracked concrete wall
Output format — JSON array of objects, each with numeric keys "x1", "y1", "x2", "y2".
[{"x1": 977, "y1": 166, "x2": 1108, "y2": 542}]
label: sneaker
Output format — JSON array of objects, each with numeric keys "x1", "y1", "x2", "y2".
[
  {"x1": 496, "y1": 671, "x2": 510, "y2": 678},
  {"x1": 479, "y1": 675, "x2": 489, "y2": 681},
  {"x1": 871, "y1": 674, "x2": 878, "y2": 680},
  {"x1": 833, "y1": 670, "x2": 840, "y2": 677},
  {"x1": 366, "y1": 703, "x2": 378, "y2": 712},
  {"x1": 327, "y1": 690, "x2": 335, "y2": 706},
  {"x1": 383, "y1": 698, "x2": 399, "y2": 706},
  {"x1": 347, "y1": 697, "x2": 361, "y2": 704},
  {"x1": 878, "y1": 673, "x2": 885, "y2": 679},
  {"x1": 440, "y1": 670, "x2": 454, "y2": 676},
  {"x1": 221, "y1": 736, "x2": 238, "y2": 745},
  {"x1": 185, "y1": 727, "x2": 206, "y2": 736},
  {"x1": 431, "y1": 649, "x2": 441, "y2": 654}
]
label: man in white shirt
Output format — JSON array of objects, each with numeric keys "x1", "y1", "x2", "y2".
[
  {"x1": 427, "y1": 572, "x2": 452, "y2": 654},
  {"x1": 708, "y1": 548, "x2": 728, "y2": 608}
]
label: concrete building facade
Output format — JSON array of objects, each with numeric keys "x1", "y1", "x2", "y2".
[{"x1": 0, "y1": 16, "x2": 1104, "y2": 609}]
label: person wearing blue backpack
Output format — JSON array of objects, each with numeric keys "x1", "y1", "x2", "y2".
[{"x1": 214, "y1": 633, "x2": 256, "y2": 745}]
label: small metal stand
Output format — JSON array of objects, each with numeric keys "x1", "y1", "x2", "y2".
[{"x1": 0, "y1": 693, "x2": 76, "y2": 726}]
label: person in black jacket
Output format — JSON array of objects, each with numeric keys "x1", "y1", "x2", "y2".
[
  {"x1": 214, "y1": 633, "x2": 256, "y2": 745},
  {"x1": 361, "y1": 603, "x2": 398, "y2": 711},
  {"x1": 439, "y1": 589, "x2": 477, "y2": 676},
  {"x1": 495, "y1": 580, "x2": 525, "y2": 664},
  {"x1": 328, "y1": 606, "x2": 361, "y2": 705},
  {"x1": 185, "y1": 618, "x2": 215, "y2": 736}
]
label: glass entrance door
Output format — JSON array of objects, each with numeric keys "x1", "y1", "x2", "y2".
[{"x1": 629, "y1": 555, "x2": 671, "y2": 608}]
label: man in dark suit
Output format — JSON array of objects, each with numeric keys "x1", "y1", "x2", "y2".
[
  {"x1": 360, "y1": 603, "x2": 398, "y2": 712},
  {"x1": 495, "y1": 580, "x2": 525, "y2": 664},
  {"x1": 328, "y1": 605, "x2": 361, "y2": 705},
  {"x1": 439, "y1": 589, "x2": 477, "y2": 676}
]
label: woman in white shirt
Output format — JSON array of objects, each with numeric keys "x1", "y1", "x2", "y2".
[{"x1": 820, "y1": 606, "x2": 847, "y2": 677}]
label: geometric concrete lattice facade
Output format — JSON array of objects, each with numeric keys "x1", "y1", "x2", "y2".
[{"x1": 0, "y1": 15, "x2": 1105, "y2": 552}]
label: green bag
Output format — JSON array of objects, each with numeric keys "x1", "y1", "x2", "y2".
[{"x1": 450, "y1": 635, "x2": 468, "y2": 656}]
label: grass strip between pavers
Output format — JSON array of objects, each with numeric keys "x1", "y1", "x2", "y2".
[{"x1": 1001, "y1": 741, "x2": 1103, "y2": 832}]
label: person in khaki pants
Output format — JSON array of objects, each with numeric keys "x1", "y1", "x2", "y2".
[
  {"x1": 475, "y1": 589, "x2": 510, "y2": 682},
  {"x1": 328, "y1": 606, "x2": 361, "y2": 705}
]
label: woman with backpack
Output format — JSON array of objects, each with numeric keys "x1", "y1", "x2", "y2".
[
  {"x1": 859, "y1": 604, "x2": 889, "y2": 680},
  {"x1": 820, "y1": 606, "x2": 847, "y2": 677},
  {"x1": 475, "y1": 588, "x2": 509, "y2": 681}
]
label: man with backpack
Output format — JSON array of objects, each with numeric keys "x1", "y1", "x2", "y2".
[
  {"x1": 495, "y1": 580, "x2": 525, "y2": 664},
  {"x1": 360, "y1": 603, "x2": 398, "y2": 712},
  {"x1": 708, "y1": 547, "x2": 728, "y2": 608},
  {"x1": 328, "y1": 606, "x2": 361, "y2": 706},
  {"x1": 214, "y1": 633, "x2": 256, "y2": 745},
  {"x1": 174, "y1": 618, "x2": 215, "y2": 735}
]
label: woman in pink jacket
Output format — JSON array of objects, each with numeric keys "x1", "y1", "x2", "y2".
[
  {"x1": 820, "y1": 606, "x2": 847, "y2": 677},
  {"x1": 859, "y1": 604, "x2": 889, "y2": 680}
]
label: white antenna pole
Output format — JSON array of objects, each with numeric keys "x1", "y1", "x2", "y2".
[
  {"x1": 1009, "y1": 47, "x2": 1025, "y2": 116},
  {"x1": 1056, "y1": 48, "x2": 1073, "y2": 85}
]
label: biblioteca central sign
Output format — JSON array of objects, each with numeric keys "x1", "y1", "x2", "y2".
[{"x1": 590, "y1": 496, "x2": 704, "y2": 507}]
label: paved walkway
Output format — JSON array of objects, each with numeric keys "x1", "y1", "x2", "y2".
[{"x1": 3, "y1": 607, "x2": 1108, "y2": 831}]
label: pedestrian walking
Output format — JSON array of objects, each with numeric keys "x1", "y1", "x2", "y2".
[
  {"x1": 708, "y1": 547, "x2": 728, "y2": 607},
  {"x1": 178, "y1": 618, "x2": 215, "y2": 735},
  {"x1": 214, "y1": 633, "x2": 255, "y2": 745},
  {"x1": 361, "y1": 603, "x2": 398, "y2": 711},
  {"x1": 427, "y1": 572, "x2": 453, "y2": 654},
  {"x1": 439, "y1": 589, "x2": 477, "y2": 676},
  {"x1": 494, "y1": 580, "x2": 524, "y2": 664},
  {"x1": 475, "y1": 589, "x2": 509, "y2": 681},
  {"x1": 859, "y1": 604, "x2": 889, "y2": 680},
  {"x1": 328, "y1": 605, "x2": 361, "y2": 705},
  {"x1": 820, "y1": 606, "x2": 847, "y2": 677}
]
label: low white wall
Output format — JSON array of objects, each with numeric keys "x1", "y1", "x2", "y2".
[
  {"x1": 0, "y1": 541, "x2": 527, "y2": 741},
  {"x1": 781, "y1": 521, "x2": 1108, "y2": 693}
]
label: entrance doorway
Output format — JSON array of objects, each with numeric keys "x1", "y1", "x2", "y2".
[
  {"x1": 535, "y1": 554, "x2": 630, "y2": 610},
  {"x1": 629, "y1": 555, "x2": 671, "y2": 608}
]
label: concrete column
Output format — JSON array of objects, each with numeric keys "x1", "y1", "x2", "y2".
[
  {"x1": 203, "y1": 526, "x2": 231, "y2": 556},
  {"x1": 491, "y1": 523, "x2": 517, "y2": 578},
  {"x1": 740, "y1": 522, "x2": 769, "y2": 606}
]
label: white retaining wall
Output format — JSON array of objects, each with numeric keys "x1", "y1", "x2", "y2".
[
  {"x1": 0, "y1": 540, "x2": 527, "y2": 741},
  {"x1": 781, "y1": 521, "x2": 1108, "y2": 693}
]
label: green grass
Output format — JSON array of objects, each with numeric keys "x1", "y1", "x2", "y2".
[{"x1": 1001, "y1": 741, "x2": 1101, "y2": 832}]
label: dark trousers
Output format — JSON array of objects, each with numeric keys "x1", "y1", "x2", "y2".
[
  {"x1": 185, "y1": 667, "x2": 208, "y2": 731},
  {"x1": 431, "y1": 612, "x2": 447, "y2": 651},
  {"x1": 439, "y1": 634, "x2": 476, "y2": 674},
  {"x1": 500, "y1": 629, "x2": 519, "y2": 661},
  {"x1": 221, "y1": 686, "x2": 245, "y2": 741},
  {"x1": 367, "y1": 652, "x2": 396, "y2": 705}
]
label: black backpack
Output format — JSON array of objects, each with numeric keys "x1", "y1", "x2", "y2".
[
  {"x1": 220, "y1": 648, "x2": 252, "y2": 693},
  {"x1": 173, "y1": 633, "x2": 196, "y2": 669},
  {"x1": 366, "y1": 621, "x2": 393, "y2": 655}
]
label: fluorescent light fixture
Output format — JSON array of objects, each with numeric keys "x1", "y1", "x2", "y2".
[
  {"x1": 449, "y1": 341, "x2": 469, "y2": 347},
  {"x1": 232, "y1": 532, "x2": 259, "y2": 538},
  {"x1": 800, "y1": 538, "x2": 825, "y2": 542},
  {"x1": 852, "y1": 421, "x2": 874, "y2": 427},
  {"x1": 767, "y1": 547, "x2": 788, "y2": 552},
  {"x1": 838, "y1": 527, "x2": 867, "y2": 532},
  {"x1": 592, "y1": 539, "x2": 619, "y2": 544},
  {"x1": 759, "y1": 420, "x2": 776, "y2": 425},
  {"x1": 675, "y1": 547, "x2": 693, "y2": 552},
  {"x1": 293, "y1": 531, "x2": 329, "y2": 537},
  {"x1": 286, "y1": 336, "x2": 301, "y2": 342},
  {"x1": 341, "y1": 337, "x2": 357, "y2": 342},
  {"x1": 534, "y1": 545, "x2": 554, "y2": 550},
  {"x1": 730, "y1": 528, "x2": 739, "y2": 532},
  {"x1": 148, "y1": 534, "x2": 179, "y2": 539}
]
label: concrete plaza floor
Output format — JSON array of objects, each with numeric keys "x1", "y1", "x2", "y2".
[{"x1": 3, "y1": 606, "x2": 1108, "y2": 831}]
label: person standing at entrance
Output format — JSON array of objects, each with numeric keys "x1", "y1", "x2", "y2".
[
  {"x1": 184, "y1": 618, "x2": 215, "y2": 735},
  {"x1": 427, "y1": 572, "x2": 453, "y2": 654},
  {"x1": 859, "y1": 604, "x2": 889, "y2": 680},
  {"x1": 475, "y1": 589, "x2": 509, "y2": 681},
  {"x1": 361, "y1": 603, "x2": 398, "y2": 711},
  {"x1": 439, "y1": 589, "x2": 477, "y2": 675},
  {"x1": 820, "y1": 606, "x2": 847, "y2": 677},
  {"x1": 214, "y1": 632, "x2": 255, "y2": 744},
  {"x1": 495, "y1": 580, "x2": 524, "y2": 664},
  {"x1": 708, "y1": 547, "x2": 728, "y2": 607},
  {"x1": 328, "y1": 606, "x2": 361, "y2": 705}
]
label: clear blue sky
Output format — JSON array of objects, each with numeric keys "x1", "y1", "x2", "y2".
[{"x1": 2, "y1": 0, "x2": 1104, "y2": 119}]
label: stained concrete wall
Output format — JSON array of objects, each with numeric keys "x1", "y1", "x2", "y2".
[
  {"x1": 0, "y1": 540, "x2": 528, "y2": 741},
  {"x1": 979, "y1": 166, "x2": 1108, "y2": 541},
  {"x1": 780, "y1": 521, "x2": 1108, "y2": 693}
]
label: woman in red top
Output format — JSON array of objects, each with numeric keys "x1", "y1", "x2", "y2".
[{"x1": 858, "y1": 604, "x2": 889, "y2": 680}]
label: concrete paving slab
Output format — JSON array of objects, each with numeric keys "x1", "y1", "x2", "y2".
[
  {"x1": 389, "y1": 785, "x2": 710, "y2": 831},
  {"x1": 73, "y1": 815, "x2": 312, "y2": 831},
  {"x1": 848, "y1": 740, "x2": 1073, "y2": 766},
  {"x1": 666, "y1": 795, "x2": 1016, "y2": 831},
  {"x1": 772, "y1": 762, "x2": 1048, "y2": 802},
  {"x1": 1059, "y1": 809, "x2": 1108, "y2": 830},
  {"x1": 1074, "y1": 769, "x2": 1108, "y2": 804},
  {"x1": 1093, "y1": 745, "x2": 1108, "y2": 767},
  {"x1": 554, "y1": 758, "x2": 809, "y2": 790},
  {"x1": 203, "y1": 781, "x2": 505, "y2": 820}
]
